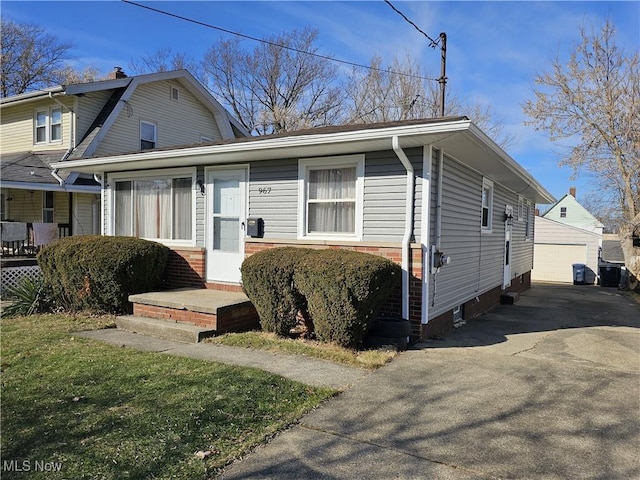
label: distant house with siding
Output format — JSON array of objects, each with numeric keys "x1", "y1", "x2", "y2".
[
  {"x1": 532, "y1": 188, "x2": 604, "y2": 284},
  {"x1": 54, "y1": 117, "x2": 555, "y2": 340},
  {"x1": 1, "y1": 68, "x2": 247, "y2": 251}
]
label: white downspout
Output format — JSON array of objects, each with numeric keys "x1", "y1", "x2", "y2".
[
  {"x1": 392, "y1": 135, "x2": 414, "y2": 322},
  {"x1": 49, "y1": 92, "x2": 76, "y2": 185},
  {"x1": 421, "y1": 146, "x2": 433, "y2": 326},
  {"x1": 436, "y1": 149, "x2": 444, "y2": 248}
]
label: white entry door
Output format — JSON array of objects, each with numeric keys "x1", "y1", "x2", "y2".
[
  {"x1": 206, "y1": 168, "x2": 246, "y2": 283},
  {"x1": 503, "y1": 205, "x2": 513, "y2": 289}
]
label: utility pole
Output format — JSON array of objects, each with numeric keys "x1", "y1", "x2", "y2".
[{"x1": 438, "y1": 32, "x2": 447, "y2": 117}]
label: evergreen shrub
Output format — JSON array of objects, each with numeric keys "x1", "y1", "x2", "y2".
[
  {"x1": 37, "y1": 235, "x2": 169, "y2": 314},
  {"x1": 294, "y1": 249, "x2": 401, "y2": 348},
  {"x1": 240, "y1": 247, "x2": 315, "y2": 335}
]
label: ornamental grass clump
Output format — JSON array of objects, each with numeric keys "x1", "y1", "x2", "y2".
[{"x1": 37, "y1": 235, "x2": 169, "y2": 314}]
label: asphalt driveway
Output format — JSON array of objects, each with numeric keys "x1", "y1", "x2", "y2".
[{"x1": 219, "y1": 283, "x2": 640, "y2": 479}]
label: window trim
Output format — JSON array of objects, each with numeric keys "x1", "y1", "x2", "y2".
[
  {"x1": 34, "y1": 108, "x2": 63, "y2": 145},
  {"x1": 43, "y1": 191, "x2": 54, "y2": 223},
  {"x1": 108, "y1": 167, "x2": 197, "y2": 246},
  {"x1": 524, "y1": 200, "x2": 532, "y2": 240},
  {"x1": 140, "y1": 120, "x2": 157, "y2": 150},
  {"x1": 297, "y1": 155, "x2": 364, "y2": 241},
  {"x1": 517, "y1": 196, "x2": 524, "y2": 221},
  {"x1": 481, "y1": 178, "x2": 494, "y2": 234},
  {"x1": 560, "y1": 206, "x2": 567, "y2": 218},
  {"x1": 171, "y1": 86, "x2": 180, "y2": 101}
]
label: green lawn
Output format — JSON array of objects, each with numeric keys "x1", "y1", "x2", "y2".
[{"x1": 0, "y1": 314, "x2": 335, "y2": 479}]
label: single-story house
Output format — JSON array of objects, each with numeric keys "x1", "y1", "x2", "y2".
[{"x1": 53, "y1": 117, "x2": 555, "y2": 340}]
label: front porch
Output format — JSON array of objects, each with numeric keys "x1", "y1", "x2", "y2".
[{"x1": 118, "y1": 288, "x2": 260, "y2": 343}]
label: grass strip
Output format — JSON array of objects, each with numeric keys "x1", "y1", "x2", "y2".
[
  {"x1": 207, "y1": 331, "x2": 397, "y2": 369},
  {"x1": 1, "y1": 314, "x2": 335, "y2": 479}
]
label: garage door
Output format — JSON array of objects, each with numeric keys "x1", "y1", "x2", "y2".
[{"x1": 532, "y1": 244, "x2": 588, "y2": 283}]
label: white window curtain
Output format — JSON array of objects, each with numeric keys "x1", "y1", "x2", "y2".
[
  {"x1": 135, "y1": 179, "x2": 171, "y2": 239},
  {"x1": 115, "y1": 181, "x2": 132, "y2": 236},
  {"x1": 307, "y1": 167, "x2": 356, "y2": 233},
  {"x1": 114, "y1": 176, "x2": 191, "y2": 240},
  {"x1": 172, "y1": 178, "x2": 192, "y2": 240}
]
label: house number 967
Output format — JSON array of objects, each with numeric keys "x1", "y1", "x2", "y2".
[{"x1": 258, "y1": 187, "x2": 272, "y2": 194}]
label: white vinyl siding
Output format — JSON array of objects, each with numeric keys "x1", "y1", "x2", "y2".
[
  {"x1": 1, "y1": 98, "x2": 73, "y2": 153},
  {"x1": 94, "y1": 80, "x2": 224, "y2": 157}
]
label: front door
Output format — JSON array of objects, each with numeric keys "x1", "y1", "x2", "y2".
[
  {"x1": 503, "y1": 205, "x2": 513, "y2": 289},
  {"x1": 206, "y1": 168, "x2": 246, "y2": 284}
]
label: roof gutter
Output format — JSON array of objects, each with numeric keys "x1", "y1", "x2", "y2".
[{"x1": 392, "y1": 135, "x2": 414, "y2": 323}]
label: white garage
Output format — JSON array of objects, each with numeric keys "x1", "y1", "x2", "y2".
[
  {"x1": 533, "y1": 217, "x2": 600, "y2": 284},
  {"x1": 533, "y1": 243, "x2": 588, "y2": 283}
]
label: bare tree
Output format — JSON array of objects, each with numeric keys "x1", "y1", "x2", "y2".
[
  {"x1": 128, "y1": 47, "x2": 205, "y2": 81},
  {"x1": 202, "y1": 27, "x2": 344, "y2": 135},
  {"x1": 0, "y1": 16, "x2": 74, "y2": 97},
  {"x1": 344, "y1": 54, "x2": 515, "y2": 149},
  {"x1": 523, "y1": 20, "x2": 640, "y2": 288}
]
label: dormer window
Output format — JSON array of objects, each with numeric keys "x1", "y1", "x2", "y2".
[{"x1": 140, "y1": 121, "x2": 157, "y2": 150}]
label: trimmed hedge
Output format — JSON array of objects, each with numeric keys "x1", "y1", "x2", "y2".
[
  {"x1": 37, "y1": 235, "x2": 169, "y2": 314},
  {"x1": 240, "y1": 247, "x2": 314, "y2": 336},
  {"x1": 241, "y1": 247, "x2": 401, "y2": 348},
  {"x1": 294, "y1": 249, "x2": 401, "y2": 348}
]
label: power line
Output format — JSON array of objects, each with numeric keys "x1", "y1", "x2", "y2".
[
  {"x1": 121, "y1": 0, "x2": 439, "y2": 82},
  {"x1": 384, "y1": 0, "x2": 440, "y2": 48}
]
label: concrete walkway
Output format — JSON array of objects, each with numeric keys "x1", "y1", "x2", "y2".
[
  {"x1": 217, "y1": 284, "x2": 639, "y2": 480},
  {"x1": 77, "y1": 328, "x2": 370, "y2": 390}
]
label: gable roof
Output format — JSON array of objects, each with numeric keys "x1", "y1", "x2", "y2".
[
  {"x1": 53, "y1": 117, "x2": 556, "y2": 204},
  {"x1": 1, "y1": 70, "x2": 249, "y2": 138},
  {"x1": 542, "y1": 193, "x2": 604, "y2": 228}
]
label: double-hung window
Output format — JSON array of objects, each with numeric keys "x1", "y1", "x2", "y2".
[
  {"x1": 34, "y1": 108, "x2": 62, "y2": 144},
  {"x1": 140, "y1": 121, "x2": 157, "y2": 150},
  {"x1": 43, "y1": 191, "x2": 54, "y2": 223},
  {"x1": 299, "y1": 155, "x2": 364, "y2": 239},
  {"x1": 112, "y1": 169, "x2": 194, "y2": 242},
  {"x1": 481, "y1": 178, "x2": 494, "y2": 233}
]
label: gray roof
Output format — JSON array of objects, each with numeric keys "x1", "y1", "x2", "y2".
[
  {"x1": 0, "y1": 150, "x2": 69, "y2": 184},
  {"x1": 601, "y1": 238, "x2": 625, "y2": 264}
]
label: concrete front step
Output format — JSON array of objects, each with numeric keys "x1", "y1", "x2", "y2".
[
  {"x1": 124, "y1": 288, "x2": 260, "y2": 342},
  {"x1": 116, "y1": 315, "x2": 216, "y2": 343}
]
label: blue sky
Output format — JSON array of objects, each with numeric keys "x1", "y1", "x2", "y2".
[{"x1": 3, "y1": 1, "x2": 639, "y2": 205}]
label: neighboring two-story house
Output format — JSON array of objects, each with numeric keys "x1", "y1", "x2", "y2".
[
  {"x1": 532, "y1": 187, "x2": 604, "y2": 284},
  {"x1": 1, "y1": 68, "x2": 248, "y2": 254}
]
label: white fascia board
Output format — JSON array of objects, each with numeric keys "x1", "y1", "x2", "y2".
[
  {"x1": 53, "y1": 119, "x2": 474, "y2": 172},
  {"x1": 0, "y1": 181, "x2": 100, "y2": 194},
  {"x1": 465, "y1": 123, "x2": 556, "y2": 204},
  {"x1": 0, "y1": 87, "x2": 64, "y2": 107}
]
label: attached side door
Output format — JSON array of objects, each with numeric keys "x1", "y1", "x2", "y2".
[
  {"x1": 503, "y1": 204, "x2": 513, "y2": 289},
  {"x1": 206, "y1": 168, "x2": 246, "y2": 284}
]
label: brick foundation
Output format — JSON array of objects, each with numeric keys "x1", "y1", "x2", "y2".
[{"x1": 162, "y1": 248, "x2": 205, "y2": 289}]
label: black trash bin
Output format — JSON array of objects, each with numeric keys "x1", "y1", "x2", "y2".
[
  {"x1": 600, "y1": 264, "x2": 620, "y2": 288},
  {"x1": 572, "y1": 263, "x2": 586, "y2": 285}
]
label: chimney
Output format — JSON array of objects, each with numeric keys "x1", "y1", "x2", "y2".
[
  {"x1": 569, "y1": 187, "x2": 576, "y2": 197},
  {"x1": 109, "y1": 67, "x2": 127, "y2": 80},
  {"x1": 535, "y1": 208, "x2": 540, "y2": 216}
]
